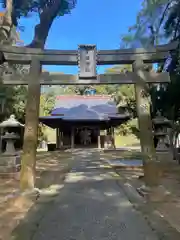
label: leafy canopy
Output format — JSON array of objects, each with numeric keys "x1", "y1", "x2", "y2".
[{"x1": 0, "y1": 0, "x2": 77, "y2": 25}]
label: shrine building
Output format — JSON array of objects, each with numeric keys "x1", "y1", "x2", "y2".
[{"x1": 39, "y1": 95, "x2": 130, "y2": 149}]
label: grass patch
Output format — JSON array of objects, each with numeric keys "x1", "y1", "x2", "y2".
[{"x1": 115, "y1": 134, "x2": 140, "y2": 147}]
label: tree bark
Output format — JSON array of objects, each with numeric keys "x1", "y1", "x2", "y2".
[
  {"x1": 0, "y1": 0, "x2": 13, "y2": 152},
  {"x1": 0, "y1": 0, "x2": 13, "y2": 42},
  {"x1": 20, "y1": 0, "x2": 63, "y2": 191},
  {"x1": 133, "y1": 60, "x2": 159, "y2": 187},
  {"x1": 27, "y1": 0, "x2": 62, "y2": 48}
]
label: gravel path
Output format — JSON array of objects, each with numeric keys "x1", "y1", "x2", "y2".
[{"x1": 32, "y1": 149, "x2": 159, "y2": 240}]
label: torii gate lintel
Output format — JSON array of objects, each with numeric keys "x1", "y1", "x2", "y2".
[{"x1": 0, "y1": 42, "x2": 176, "y2": 85}]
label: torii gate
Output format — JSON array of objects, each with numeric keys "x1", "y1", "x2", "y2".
[{"x1": 0, "y1": 41, "x2": 178, "y2": 187}]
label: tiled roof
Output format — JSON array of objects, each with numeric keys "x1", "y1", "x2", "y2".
[{"x1": 51, "y1": 95, "x2": 118, "y2": 120}]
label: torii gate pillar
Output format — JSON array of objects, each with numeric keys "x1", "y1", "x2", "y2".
[{"x1": 133, "y1": 60, "x2": 159, "y2": 187}]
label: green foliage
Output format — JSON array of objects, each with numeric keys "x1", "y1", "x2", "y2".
[
  {"x1": 116, "y1": 122, "x2": 132, "y2": 136},
  {"x1": 38, "y1": 89, "x2": 55, "y2": 143},
  {"x1": 116, "y1": 118, "x2": 139, "y2": 136},
  {"x1": 164, "y1": 1, "x2": 180, "y2": 39},
  {"x1": 103, "y1": 66, "x2": 136, "y2": 118},
  {"x1": 10, "y1": 86, "x2": 28, "y2": 121},
  {"x1": 40, "y1": 90, "x2": 55, "y2": 116},
  {"x1": 121, "y1": 0, "x2": 171, "y2": 47},
  {"x1": 120, "y1": 0, "x2": 180, "y2": 124},
  {"x1": 0, "y1": 0, "x2": 77, "y2": 25},
  {"x1": 0, "y1": 85, "x2": 28, "y2": 122}
]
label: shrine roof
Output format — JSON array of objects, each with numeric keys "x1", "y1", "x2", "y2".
[{"x1": 51, "y1": 95, "x2": 118, "y2": 120}]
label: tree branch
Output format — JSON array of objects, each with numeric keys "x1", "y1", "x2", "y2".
[
  {"x1": 27, "y1": 0, "x2": 62, "y2": 48},
  {"x1": 157, "y1": 1, "x2": 172, "y2": 31}
]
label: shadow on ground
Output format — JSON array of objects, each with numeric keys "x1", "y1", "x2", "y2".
[
  {"x1": 0, "y1": 151, "x2": 74, "y2": 240},
  {"x1": 11, "y1": 175, "x2": 120, "y2": 240},
  {"x1": 11, "y1": 178, "x2": 155, "y2": 240},
  {"x1": 11, "y1": 150, "x2": 158, "y2": 240},
  {"x1": 35, "y1": 151, "x2": 73, "y2": 189}
]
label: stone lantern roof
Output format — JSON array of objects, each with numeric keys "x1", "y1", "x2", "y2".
[
  {"x1": 152, "y1": 111, "x2": 171, "y2": 126},
  {"x1": 0, "y1": 115, "x2": 24, "y2": 128}
]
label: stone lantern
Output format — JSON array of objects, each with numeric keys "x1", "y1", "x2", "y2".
[
  {"x1": 2, "y1": 131, "x2": 20, "y2": 155},
  {"x1": 152, "y1": 111, "x2": 171, "y2": 152},
  {"x1": 0, "y1": 115, "x2": 24, "y2": 172}
]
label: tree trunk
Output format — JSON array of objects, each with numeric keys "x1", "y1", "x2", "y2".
[
  {"x1": 133, "y1": 60, "x2": 159, "y2": 187},
  {"x1": 27, "y1": 0, "x2": 62, "y2": 48},
  {"x1": 0, "y1": 0, "x2": 13, "y2": 42},
  {"x1": 20, "y1": 0, "x2": 63, "y2": 191},
  {"x1": 0, "y1": 0, "x2": 13, "y2": 151}
]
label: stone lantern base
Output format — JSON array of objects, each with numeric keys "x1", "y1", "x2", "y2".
[
  {"x1": 0, "y1": 154, "x2": 21, "y2": 177},
  {"x1": 156, "y1": 150, "x2": 173, "y2": 162}
]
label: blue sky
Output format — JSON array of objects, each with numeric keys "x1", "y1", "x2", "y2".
[{"x1": 18, "y1": 0, "x2": 141, "y2": 74}]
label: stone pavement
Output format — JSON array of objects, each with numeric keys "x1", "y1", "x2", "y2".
[
  {"x1": 113, "y1": 157, "x2": 180, "y2": 237},
  {"x1": 24, "y1": 149, "x2": 159, "y2": 240}
]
